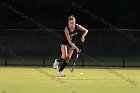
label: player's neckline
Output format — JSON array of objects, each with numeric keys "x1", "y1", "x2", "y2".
[
  {"x1": 68, "y1": 26, "x2": 76, "y2": 32},
  {"x1": 69, "y1": 29, "x2": 75, "y2": 32}
]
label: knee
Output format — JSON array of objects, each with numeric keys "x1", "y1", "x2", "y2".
[
  {"x1": 61, "y1": 55, "x2": 66, "y2": 60},
  {"x1": 65, "y1": 56, "x2": 71, "y2": 62},
  {"x1": 61, "y1": 55, "x2": 68, "y2": 62},
  {"x1": 61, "y1": 55, "x2": 71, "y2": 63}
]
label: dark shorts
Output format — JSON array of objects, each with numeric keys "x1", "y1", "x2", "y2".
[
  {"x1": 62, "y1": 44, "x2": 75, "y2": 50},
  {"x1": 65, "y1": 45, "x2": 75, "y2": 50}
]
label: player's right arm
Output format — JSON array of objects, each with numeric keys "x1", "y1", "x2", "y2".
[{"x1": 64, "y1": 27, "x2": 79, "y2": 52}]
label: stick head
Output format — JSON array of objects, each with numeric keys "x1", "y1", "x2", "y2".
[
  {"x1": 70, "y1": 67, "x2": 74, "y2": 72},
  {"x1": 70, "y1": 63, "x2": 76, "y2": 72}
]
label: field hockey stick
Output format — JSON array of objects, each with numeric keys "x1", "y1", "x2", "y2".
[
  {"x1": 70, "y1": 42, "x2": 83, "y2": 72},
  {"x1": 70, "y1": 49, "x2": 81, "y2": 72}
]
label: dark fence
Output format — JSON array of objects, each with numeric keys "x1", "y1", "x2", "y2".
[{"x1": 0, "y1": 29, "x2": 139, "y2": 67}]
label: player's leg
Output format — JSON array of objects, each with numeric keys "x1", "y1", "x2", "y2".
[
  {"x1": 65, "y1": 49, "x2": 74, "y2": 62},
  {"x1": 59, "y1": 49, "x2": 74, "y2": 71},
  {"x1": 58, "y1": 48, "x2": 73, "y2": 76},
  {"x1": 53, "y1": 45, "x2": 67, "y2": 69},
  {"x1": 57, "y1": 45, "x2": 68, "y2": 76}
]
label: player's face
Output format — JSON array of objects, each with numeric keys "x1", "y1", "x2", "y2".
[{"x1": 68, "y1": 20, "x2": 76, "y2": 29}]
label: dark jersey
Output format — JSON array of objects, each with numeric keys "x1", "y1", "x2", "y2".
[{"x1": 61, "y1": 25, "x2": 78, "y2": 45}]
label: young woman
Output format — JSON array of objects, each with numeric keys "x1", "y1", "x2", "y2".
[{"x1": 53, "y1": 15, "x2": 88, "y2": 76}]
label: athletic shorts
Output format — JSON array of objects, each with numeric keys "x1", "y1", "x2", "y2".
[{"x1": 64, "y1": 45, "x2": 75, "y2": 50}]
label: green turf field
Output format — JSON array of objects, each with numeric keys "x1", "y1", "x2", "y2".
[{"x1": 0, "y1": 66, "x2": 139, "y2": 93}]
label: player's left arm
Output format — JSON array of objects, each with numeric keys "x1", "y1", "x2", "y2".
[{"x1": 76, "y1": 24, "x2": 88, "y2": 43}]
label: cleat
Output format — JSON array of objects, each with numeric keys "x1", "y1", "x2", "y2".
[
  {"x1": 57, "y1": 71, "x2": 66, "y2": 76},
  {"x1": 53, "y1": 59, "x2": 59, "y2": 69}
]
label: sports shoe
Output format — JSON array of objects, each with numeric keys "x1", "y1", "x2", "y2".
[
  {"x1": 53, "y1": 59, "x2": 59, "y2": 69},
  {"x1": 57, "y1": 71, "x2": 66, "y2": 76}
]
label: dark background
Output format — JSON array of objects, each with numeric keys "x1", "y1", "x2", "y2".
[
  {"x1": 0, "y1": 29, "x2": 139, "y2": 67},
  {"x1": 0, "y1": 0, "x2": 140, "y2": 67},
  {"x1": 0, "y1": 0, "x2": 140, "y2": 29}
]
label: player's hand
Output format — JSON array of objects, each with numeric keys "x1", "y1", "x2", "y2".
[
  {"x1": 76, "y1": 47, "x2": 80, "y2": 53},
  {"x1": 81, "y1": 36, "x2": 85, "y2": 43}
]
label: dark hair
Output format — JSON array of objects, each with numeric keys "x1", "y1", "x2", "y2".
[{"x1": 68, "y1": 15, "x2": 76, "y2": 21}]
